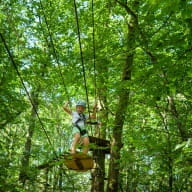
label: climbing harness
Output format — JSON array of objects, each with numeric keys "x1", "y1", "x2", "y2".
[{"x1": 73, "y1": 113, "x2": 88, "y2": 136}]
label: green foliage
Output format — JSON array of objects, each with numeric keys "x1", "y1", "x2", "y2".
[{"x1": 0, "y1": 0, "x2": 192, "y2": 191}]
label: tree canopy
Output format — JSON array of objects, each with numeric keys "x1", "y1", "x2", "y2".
[{"x1": 1, "y1": 0, "x2": 192, "y2": 191}]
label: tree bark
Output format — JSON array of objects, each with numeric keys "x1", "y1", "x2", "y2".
[
  {"x1": 107, "y1": 1, "x2": 138, "y2": 191},
  {"x1": 91, "y1": 151, "x2": 105, "y2": 192},
  {"x1": 19, "y1": 63, "x2": 47, "y2": 185},
  {"x1": 107, "y1": 67, "x2": 131, "y2": 192},
  {"x1": 19, "y1": 91, "x2": 39, "y2": 185},
  {"x1": 91, "y1": 59, "x2": 109, "y2": 192},
  {"x1": 167, "y1": 96, "x2": 188, "y2": 141}
]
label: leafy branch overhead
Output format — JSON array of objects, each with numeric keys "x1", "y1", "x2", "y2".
[{"x1": 0, "y1": 0, "x2": 192, "y2": 192}]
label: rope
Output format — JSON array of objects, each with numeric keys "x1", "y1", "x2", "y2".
[
  {"x1": 91, "y1": 0, "x2": 97, "y2": 104},
  {"x1": 91, "y1": 0, "x2": 101, "y2": 138},
  {"x1": 37, "y1": 0, "x2": 70, "y2": 101},
  {"x1": 0, "y1": 32, "x2": 58, "y2": 157},
  {"x1": 73, "y1": 0, "x2": 93, "y2": 135},
  {"x1": 90, "y1": 1, "x2": 102, "y2": 167}
]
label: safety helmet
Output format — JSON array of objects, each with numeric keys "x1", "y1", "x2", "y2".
[{"x1": 76, "y1": 100, "x2": 86, "y2": 108}]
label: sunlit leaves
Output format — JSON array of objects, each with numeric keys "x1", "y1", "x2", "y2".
[{"x1": 0, "y1": 0, "x2": 192, "y2": 191}]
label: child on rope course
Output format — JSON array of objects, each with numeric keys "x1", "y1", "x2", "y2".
[{"x1": 63, "y1": 100, "x2": 97, "y2": 154}]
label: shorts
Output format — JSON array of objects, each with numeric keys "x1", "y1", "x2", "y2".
[{"x1": 72, "y1": 126, "x2": 89, "y2": 138}]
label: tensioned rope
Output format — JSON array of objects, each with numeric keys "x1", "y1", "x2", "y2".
[
  {"x1": 0, "y1": 32, "x2": 58, "y2": 157},
  {"x1": 90, "y1": 1, "x2": 104, "y2": 170},
  {"x1": 35, "y1": 0, "x2": 70, "y2": 101},
  {"x1": 91, "y1": 0, "x2": 97, "y2": 104},
  {"x1": 91, "y1": 0, "x2": 101, "y2": 137},
  {"x1": 73, "y1": 0, "x2": 93, "y2": 135}
]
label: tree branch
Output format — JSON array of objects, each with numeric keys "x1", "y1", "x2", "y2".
[{"x1": 115, "y1": 0, "x2": 137, "y2": 19}]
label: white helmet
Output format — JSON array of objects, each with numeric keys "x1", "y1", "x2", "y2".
[{"x1": 76, "y1": 100, "x2": 86, "y2": 108}]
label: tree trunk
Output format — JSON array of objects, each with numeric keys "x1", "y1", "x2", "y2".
[
  {"x1": 107, "y1": 1, "x2": 138, "y2": 191},
  {"x1": 107, "y1": 78, "x2": 130, "y2": 192},
  {"x1": 19, "y1": 62, "x2": 47, "y2": 185},
  {"x1": 19, "y1": 91, "x2": 39, "y2": 185},
  {"x1": 91, "y1": 59, "x2": 109, "y2": 192},
  {"x1": 91, "y1": 151, "x2": 105, "y2": 192},
  {"x1": 167, "y1": 96, "x2": 188, "y2": 141}
]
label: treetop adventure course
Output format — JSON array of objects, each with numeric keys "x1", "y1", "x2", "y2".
[
  {"x1": 1, "y1": 0, "x2": 192, "y2": 191},
  {"x1": 0, "y1": 0, "x2": 110, "y2": 173}
]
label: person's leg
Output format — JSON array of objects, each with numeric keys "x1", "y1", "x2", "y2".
[
  {"x1": 71, "y1": 132, "x2": 80, "y2": 153},
  {"x1": 82, "y1": 136, "x2": 89, "y2": 154}
]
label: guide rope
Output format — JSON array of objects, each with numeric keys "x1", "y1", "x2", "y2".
[
  {"x1": 35, "y1": 0, "x2": 70, "y2": 101},
  {"x1": 73, "y1": 0, "x2": 93, "y2": 135},
  {"x1": 91, "y1": 0, "x2": 97, "y2": 104},
  {"x1": 0, "y1": 32, "x2": 58, "y2": 158}
]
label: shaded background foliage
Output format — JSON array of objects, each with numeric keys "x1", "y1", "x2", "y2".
[{"x1": 1, "y1": 0, "x2": 192, "y2": 191}]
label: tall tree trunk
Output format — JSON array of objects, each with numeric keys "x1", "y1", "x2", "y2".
[
  {"x1": 91, "y1": 151, "x2": 105, "y2": 192},
  {"x1": 107, "y1": 1, "x2": 138, "y2": 191},
  {"x1": 107, "y1": 56, "x2": 131, "y2": 192},
  {"x1": 91, "y1": 60, "x2": 109, "y2": 192},
  {"x1": 19, "y1": 90, "x2": 39, "y2": 185},
  {"x1": 19, "y1": 63, "x2": 47, "y2": 185}
]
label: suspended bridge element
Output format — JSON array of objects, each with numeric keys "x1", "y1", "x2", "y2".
[{"x1": 64, "y1": 153, "x2": 94, "y2": 172}]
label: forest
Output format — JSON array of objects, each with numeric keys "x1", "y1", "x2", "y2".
[{"x1": 1, "y1": 0, "x2": 192, "y2": 191}]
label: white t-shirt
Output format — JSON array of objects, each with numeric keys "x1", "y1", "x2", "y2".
[{"x1": 71, "y1": 111, "x2": 89, "y2": 128}]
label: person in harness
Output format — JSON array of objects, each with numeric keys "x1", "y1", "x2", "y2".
[{"x1": 63, "y1": 100, "x2": 97, "y2": 154}]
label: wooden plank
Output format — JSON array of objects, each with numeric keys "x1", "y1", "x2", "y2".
[{"x1": 64, "y1": 153, "x2": 94, "y2": 172}]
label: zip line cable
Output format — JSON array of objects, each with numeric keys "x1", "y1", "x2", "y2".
[
  {"x1": 91, "y1": 0, "x2": 100, "y2": 138},
  {"x1": 37, "y1": 0, "x2": 70, "y2": 102},
  {"x1": 91, "y1": 0, "x2": 97, "y2": 104},
  {"x1": 38, "y1": 0, "x2": 96, "y2": 113},
  {"x1": 34, "y1": 5, "x2": 74, "y2": 155},
  {"x1": 39, "y1": 0, "x2": 100, "y2": 136},
  {"x1": 0, "y1": 32, "x2": 58, "y2": 158},
  {"x1": 90, "y1": 1, "x2": 103, "y2": 167},
  {"x1": 73, "y1": 0, "x2": 93, "y2": 135}
]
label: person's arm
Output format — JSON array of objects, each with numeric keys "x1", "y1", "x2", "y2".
[
  {"x1": 63, "y1": 101, "x2": 72, "y2": 115},
  {"x1": 89, "y1": 103, "x2": 97, "y2": 119}
]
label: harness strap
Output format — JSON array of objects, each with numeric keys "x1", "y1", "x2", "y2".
[{"x1": 73, "y1": 114, "x2": 88, "y2": 136}]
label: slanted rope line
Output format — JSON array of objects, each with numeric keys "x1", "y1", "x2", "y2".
[
  {"x1": 36, "y1": 0, "x2": 70, "y2": 102},
  {"x1": 73, "y1": 0, "x2": 93, "y2": 135},
  {"x1": 0, "y1": 32, "x2": 58, "y2": 157}
]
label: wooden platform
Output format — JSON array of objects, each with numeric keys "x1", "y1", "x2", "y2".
[
  {"x1": 89, "y1": 136, "x2": 110, "y2": 154},
  {"x1": 64, "y1": 153, "x2": 94, "y2": 172}
]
